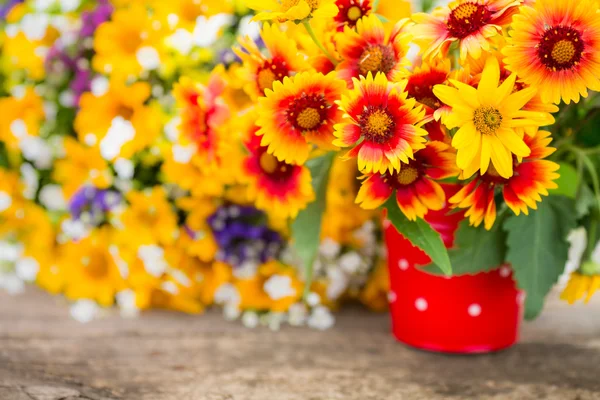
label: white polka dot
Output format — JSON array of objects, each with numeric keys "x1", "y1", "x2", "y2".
[
  {"x1": 415, "y1": 297, "x2": 428, "y2": 311},
  {"x1": 468, "y1": 303, "x2": 482, "y2": 317},
  {"x1": 499, "y1": 266, "x2": 511, "y2": 278},
  {"x1": 382, "y1": 219, "x2": 391, "y2": 229},
  {"x1": 398, "y1": 258, "x2": 409, "y2": 270},
  {"x1": 517, "y1": 292, "x2": 526, "y2": 305},
  {"x1": 387, "y1": 291, "x2": 397, "y2": 303}
]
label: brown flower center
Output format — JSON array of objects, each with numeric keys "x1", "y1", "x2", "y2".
[
  {"x1": 446, "y1": 2, "x2": 491, "y2": 39},
  {"x1": 116, "y1": 104, "x2": 135, "y2": 120},
  {"x1": 359, "y1": 107, "x2": 395, "y2": 143},
  {"x1": 538, "y1": 26, "x2": 584, "y2": 71},
  {"x1": 82, "y1": 253, "x2": 109, "y2": 279},
  {"x1": 258, "y1": 148, "x2": 295, "y2": 182},
  {"x1": 473, "y1": 106, "x2": 502, "y2": 135},
  {"x1": 256, "y1": 58, "x2": 290, "y2": 93},
  {"x1": 359, "y1": 44, "x2": 396, "y2": 76},
  {"x1": 396, "y1": 165, "x2": 419, "y2": 185},
  {"x1": 286, "y1": 93, "x2": 329, "y2": 132}
]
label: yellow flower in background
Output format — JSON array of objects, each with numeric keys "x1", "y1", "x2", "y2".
[
  {"x1": 358, "y1": 259, "x2": 389, "y2": 312},
  {"x1": 53, "y1": 138, "x2": 113, "y2": 198},
  {"x1": 155, "y1": 0, "x2": 234, "y2": 31},
  {"x1": 503, "y1": 0, "x2": 600, "y2": 105},
  {"x1": 433, "y1": 56, "x2": 554, "y2": 179},
  {"x1": 60, "y1": 227, "x2": 125, "y2": 307},
  {"x1": 93, "y1": 3, "x2": 165, "y2": 78},
  {"x1": 246, "y1": 0, "x2": 338, "y2": 22},
  {"x1": 176, "y1": 197, "x2": 220, "y2": 263},
  {"x1": 0, "y1": 88, "x2": 44, "y2": 152},
  {"x1": 75, "y1": 81, "x2": 161, "y2": 161},
  {"x1": 235, "y1": 260, "x2": 303, "y2": 312},
  {"x1": 561, "y1": 272, "x2": 600, "y2": 304},
  {"x1": 118, "y1": 187, "x2": 179, "y2": 248}
]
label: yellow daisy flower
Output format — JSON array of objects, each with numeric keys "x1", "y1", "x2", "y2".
[
  {"x1": 433, "y1": 56, "x2": 554, "y2": 179},
  {"x1": 561, "y1": 272, "x2": 600, "y2": 304},
  {"x1": 246, "y1": 0, "x2": 338, "y2": 23},
  {"x1": 0, "y1": 88, "x2": 44, "y2": 152}
]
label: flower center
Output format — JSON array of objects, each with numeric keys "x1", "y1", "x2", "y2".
[
  {"x1": 473, "y1": 106, "x2": 502, "y2": 135},
  {"x1": 359, "y1": 44, "x2": 396, "y2": 76},
  {"x1": 286, "y1": 93, "x2": 328, "y2": 132},
  {"x1": 116, "y1": 104, "x2": 135, "y2": 120},
  {"x1": 406, "y1": 70, "x2": 448, "y2": 110},
  {"x1": 347, "y1": 6, "x2": 362, "y2": 20},
  {"x1": 258, "y1": 148, "x2": 296, "y2": 182},
  {"x1": 396, "y1": 165, "x2": 419, "y2": 186},
  {"x1": 446, "y1": 2, "x2": 491, "y2": 39},
  {"x1": 82, "y1": 253, "x2": 109, "y2": 279},
  {"x1": 538, "y1": 26, "x2": 584, "y2": 71},
  {"x1": 359, "y1": 107, "x2": 395, "y2": 143},
  {"x1": 257, "y1": 58, "x2": 290, "y2": 93}
]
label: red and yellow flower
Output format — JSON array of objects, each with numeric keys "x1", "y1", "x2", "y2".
[
  {"x1": 241, "y1": 133, "x2": 315, "y2": 219},
  {"x1": 335, "y1": 15, "x2": 411, "y2": 84},
  {"x1": 234, "y1": 23, "x2": 310, "y2": 99},
  {"x1": 256, "y1": 71, "x2": 346, "y2": 165},
  {"x1": 356, "y1": 141, "x2": 458, "y2": 220},
  {"x1": 334, "y1": 72, "x2": 427, "y2": 174},
  {"x1": 333, "y1": 0, "x2": 372, "y2": 30},
  {"x1": 411, "y1": 0, "x2": 520, "y2": 60},
  {"x1": 433, "y1": 56, "x2": 554, "y2": 179},
  {"x1": 503, "y1": 0, "x2": 600, "y2": 104},
  {"x1": 450, "y1": 130, "x2": 559, "y2": 230},
  {"x1": 173, "y1": 74, "x2": 230, "y2": 168}
]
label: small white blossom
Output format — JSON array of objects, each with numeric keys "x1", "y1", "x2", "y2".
[
  {"x1": 319, "y1": 238, "x2": 340, "y2": 259},
  {"x1": 70, "y1": 299, "x2": 99, "y2": 323},
  {"x1": 242, "y1": 311, "x2": 260, "y2": 328},
  {"x1": 167, "y1": 29, "x2": 194, "y2": 55},
  {"x1": 287, "y1": 303, "x2": 307, "y2": 326},
  {"x1": 138, "y1": 245, "x2": 168, "y2": 277},
  {"x1": 263, "y1": 274, "x2": 296, "y2": 300},
  {"x1": 39, "y1": 184, "x2": 67, "y2": 211},
  {"x1": 91, "y1": 76, "x2": 109, "y2": 97},
  {"x1": 307, "y1": 306, "x2": 335, "y2": 330},
  {"x1": 15, "y1": 257, "x2": 39, "y2": 282},
  {"x1": 116, "y1": 290, "x2": 140, "y2": 318},
  {"x1": 100, "y1": 117, "x2": 135, "y2": 161},
  {"x1": 0, "y1": 191, "x2": 13, "y2": 212},
  {"x1": 114, "y1": 158, "x2": 134, "y2": 180},
  {"x1": 136, "y1": 46, "x2": 161, "y2": 70},
  {"x1": 338, "y1": 251, "x2": 362, "y2": 274}
]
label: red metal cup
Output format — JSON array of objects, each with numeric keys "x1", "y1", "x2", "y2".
[{"x1": 385, "y1": 185, "x2": 523, "y2": 353}]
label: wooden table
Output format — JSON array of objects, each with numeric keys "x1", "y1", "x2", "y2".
[{"x1": 1, "y1": 287, "x2": 599, "y2": 399}]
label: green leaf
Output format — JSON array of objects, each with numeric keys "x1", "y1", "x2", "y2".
[
  {"x1": 375, "y1": 13, "x2": 389, "y2": 23},
  {"x1": 576, "y1": 184, "x2": 595, "y2": 218},
  {"x1": 422, "y1": 215, "x2": 507, "y2": 276},
  {"x1": 291, "y1": 152, "x2": 335, "y2": 298},
  {"x1": 549, "y1": 162, "x2": 578, "y2": 198},
  {"x1": 504, "y1": 196, "x2": 577, "y2": 320},
  {"x1": 384, "y1": 198, "x2": 452, "y2": 275}
]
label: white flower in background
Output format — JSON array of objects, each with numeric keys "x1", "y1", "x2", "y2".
[
  {"x1": 307, "y1": 306, "x2": 335, "y2": 330},
  {"x1": 287, "y1": 303, "x2": 308, "y2": 326},
  {"x1": 100, "y1": 117, "x2": 135, "y2": 161},
  {"x1": 242, "y1": 311, "x2": 259, "y2": 328},
  {"x1": 326, "y1": 267, "x2": 349, "y2": 301},
  {"x1": 214, "y1": 283, "x2": 241, "y2": 306},
  {"x1": 167, "y1": 13, "x2": 179, "y2": 28},
  {"x1": 70, "y1": 299, "x2": 99, "y2": 323},
  {"x1": 136, "y1": 46, "x2": 161, "y2": 70},
  {"x1": 266, "y1": 312, "x2": 285, "y2": 331},
  {"x1": 20, "y1": 13, "x2": 49, "y2": 41},
  {"x1": 169, "y1": 268, "x2": 192, "y2": 287},
  {"x1": 223, "y1": 303, "x2": 241, "y2": 320},
  {"x1": 59, "y1": 90, "x2": 75, "y2": 108},
  {"x1": 160, "y1": 281, "x2": 179, "y2": 295},
  {"x1": 0, "y1": 274, "x2": 24, "y2": 295},
  {"x1": 165, "y1": 117, "x2": 180, "y2": 142},
  {"x1": 305, "y1": 292, "x2": 321, "y2": 307},
  {"x1": 114, "y1": 158, "x2": 134, "y2": 180},
  {"x1": 0, "y1": 242, "x2": 23, "y2": 263},
  {"x1": 137, "y1": 245, "x2": 168, "y2": 277},
  {"x1": 338, "y1": 251, "x2": 362, "y2": 274},
  {"x1": 0, "y1": 192, "x2": 13, "y2": 212},
  {"x1": 319, "y1": 237, "x2": 340, "y2": 259},
  {"x1": 91, "y1": 76, "x2": 109, "y2": 97},
  {"x1": 59, "y1": 0, "x2": 81, "y2": 12},
  {"x1": 43, "y1": 102, "x2": 57, "y2": 122},
  {"x1": 15, "y1": 257, "x2": 39, "y2": 282},
  {"x1": 60, "y1": 218, "x2": 88, "y2": 241},
  {"x1": 238, "y1": 16, "x2": 260, "y2": 39},
  {"x1": 10, "y1": 119, "x2": 28, "y2": 139},
  {"x1": 39, "y1": 184, "x2": 67, "y2": 211},
  {"x1": 558, "y1": 228, "x2": 587, "y2": 287},
  {"x1": 20, "y1": 163, "x2": 39, "y2": 200},
  {"x1": 193, "y1": 14, "x2": 234, "y2": 47},
  {"x1": 233, "y1": 261, "x2": 258, "y2": 279},
  {"x1": 116, "y1": 289, "x2": 140, "y2": 318},
  {"x1": 264, "y1": 275, "x2": 296, "y2": 300},
  {"x1": 172, "y1": 144, "x2": 196, "y2": 163},
  {"x1": 19, "y1": 136, "x2": 53, "y2": 169},
  {"x1": 167, "y1": 29, "x2": 194, "y2": 55}
]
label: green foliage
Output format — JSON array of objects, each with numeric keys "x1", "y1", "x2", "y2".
[
  {"x1": 576, "y1": 184, "x2": 596, "y2": 218},
  {"x1": 504, "y1": 196, "x2": 577, "y2": 320},
  {"x1": 0, "y1": 141, "x2": 8, "y2": 169},
  {"x1": 384, "y1": 198, "x2": 452, "y2": 275},
  {"x1": 423, "y1": 216, "x2": 507, "y2": 276},
  {"x1": 550, "y1": 162, "x2": 578, "y2": 198},
  {"x1": 291, "y1": 152, "x2": 335, "y2": 298}
]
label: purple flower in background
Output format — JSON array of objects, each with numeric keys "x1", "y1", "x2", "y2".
[
  {"x1": 205, "y1": 204, "x2": 283, "y2": 267},
  {"x1": 80, "y1": 0, "x2": 113, "y2": 37},
  {"x1": 70, "y1": 186, "x2": 122, "y2": 225},
  {"x1": 0, "y1": 0, "x2": 23, "y2": 20}
]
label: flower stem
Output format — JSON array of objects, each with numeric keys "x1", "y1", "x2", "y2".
[{"x1": 302, "y1": 20, "x2": 338, "y2": 66}]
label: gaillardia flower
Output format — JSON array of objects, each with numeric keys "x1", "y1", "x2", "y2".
[
  {"x1": 561, "y1": 272, "x2": 600, "y2": 304},
  {"x1": 334, "y1": 72, "x2": 427, "y2": 174},
  {"x1": 503, "y1": 0, "x2": 600, "y2": 104},
  {"x1": 411, "y1": 0, "x2": 520, "y2": 60},
  {"x1": 335, "y1": 15, "x2": 411, "y2": 84},
  {"x1": 433, "y1": 56, "x2": 554, "y2": 179},
  {"x1": 241, "y1": 135, "x2": 315, "y2": 219},
  {"x1": 333, "y1": 0, "x2": 371, "y2": 30},
  {"x1": 450, "y1": 130, "x2": 559, "y2": 230},
  {"x1": 256, "y1": 71, "x2": 346, "y2": 165},
  {"x1": 246, "y1": 0, "x2": 338, "y2": 23},
  {"x1": 356, "y1": 141, "x2": 458, "y2": 220},
  {"x1": 234, "y1": 23, "x2": 310, "y2": 99}
]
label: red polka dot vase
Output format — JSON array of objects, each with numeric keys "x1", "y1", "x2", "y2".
[{"x1": 385, "y1": 185, "x2": 524, "y2": 354}]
